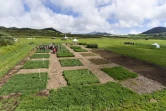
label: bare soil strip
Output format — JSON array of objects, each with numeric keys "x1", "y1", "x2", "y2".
[
  {"x1": 47, "y1": 52, "x2": 67, "y2": 90},
  {"x1": 121, "y1": 76, "x2": 165, "y2": 94},
  {"x1": 92, "y1": 49, "x2": 166, "y2": 86},
  {"x1": 31, "y1": 58, "x2": 49, "y2": 61},
  {"x1": 16, "y1": 68, "x2": 48, "y2": 74},
  {"x1": 65, "y1": 45, "x2": 115, "y2": 83}
]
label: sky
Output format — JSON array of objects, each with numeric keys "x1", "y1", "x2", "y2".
[{"x1": 0, "y1": 0, "x2": 166, "y2": 34}]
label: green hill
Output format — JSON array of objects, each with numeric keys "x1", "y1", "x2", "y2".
[
  {"x1": 0, "y1": 26, "x2": 62, "y2": 37},
  {"x1": 142, "y1": 27, "x2": 166, "y2": 34}
]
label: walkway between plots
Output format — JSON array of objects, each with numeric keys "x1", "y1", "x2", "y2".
[
  {"x1": 47, "y1": 52, "x2": 67, "y2": 90},
  {"x1": 64, "y1": 44, "x2": 116, "y2": 83}
]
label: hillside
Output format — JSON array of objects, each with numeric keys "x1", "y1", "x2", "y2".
[
  {"x1": 142, "y1": 27, "x2": 166, "y2": 34},
  {"x1": 0, "y1": 27, "x2": 62, "y2": 37}
]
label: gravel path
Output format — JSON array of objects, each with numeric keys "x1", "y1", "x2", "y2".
[
  {"x1": 16, "y1": 68, "x2": 48, "y2": 74},
  {"x1": 47, "y1": 52, "x2": 67, "y2": 90}
]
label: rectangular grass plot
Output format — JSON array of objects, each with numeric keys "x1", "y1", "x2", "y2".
[
  {"x1": 80, "y1": 53, "x2": 96, "y2": 57},
  {"x1": 35, "y1": 50, "x2": 50, "y2": 53},
  {"x1": 22, "y1": 60, "x2": 49, "y2": 69},
  {"x1": 73, "y1": 49, "x2": 88, "y2": 52},
  {"x1": 63, "y1": 69, "x2": 100, "y2": 86},
  {"x1": 59, "y1": 59, "x2": 83, "y2": 67},
  {"x1": 0, "y1": 73, "x2": 48, "y2": 95},
  {"x1": 101, "y1": 66, "x2": 138, "y2": 80},
  {"x1": 31, "y1": 54, "x2": 50, "y2": 59}
]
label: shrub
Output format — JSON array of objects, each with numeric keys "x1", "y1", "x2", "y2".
[{"x1": 86, "y1": 44, "x2": 98, "y2": 48}]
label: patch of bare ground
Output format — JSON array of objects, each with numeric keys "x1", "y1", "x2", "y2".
[
  {"x1": 88, "y1": 58, "x2": 110, "y2": 65},
  {"x1": 92, "y1": 49, "x2": 166, "y2": 87},
  {"x1": 121, "y1": 76, "x2": 165, "y2": 94},
  {"x1": 65, "y1": 44, "x2": 115, "y2": 83},
  {"x1": 31, "y1": 58, "x2": 49, "y2": 61},
  {"x1": 0, "y1": 93, "x2": 21, "y2": 111},
  {"x1": 0, "y1": 50, "x2": 35, "y2": 88},
  {"x1": 16, "y1": 68, "x2": 48, "y2": 74},
  {"x1": 47, "y1": 52, "x2": 67, "y2": 90},
  {"x1": 80, "y1": 53, "x2": 96, "y2": 57}
]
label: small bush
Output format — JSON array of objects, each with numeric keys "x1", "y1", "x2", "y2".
[
  {"x1": 101, "y1": 66, "x2": 138, "y2": 80},
  {"x1": 86, "y1": 44, "x2": 98, "y2": 48}
]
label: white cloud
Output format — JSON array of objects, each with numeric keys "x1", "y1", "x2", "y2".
[
  {"x1": 129, "y1": 29, "x2": 141, "y2": 34},
  {"x1": 147, "y1": 20, "x2": 160, "y2": 28},
  {"x1": 0, "y1": 0, "x2": 166, "y2": 34}
]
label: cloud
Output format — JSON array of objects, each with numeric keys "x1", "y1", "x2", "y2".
[
  {"x1": 129, "y1": 29, "x2": 141, "y2": 34},
  {"x1": 0, "y1": 0, "x2": 166, "y2": 34}
]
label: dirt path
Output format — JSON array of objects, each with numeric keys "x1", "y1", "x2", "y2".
[
  {"x1": 16, "y1": 68, "x2": 48, "y2": 74},
  {"x1": 47, "y1": 52, "x2": 67, "y2": 90},
  {"x1": 65, "y1": 45, "x2": 115, "y2": 83},
  {"x1": 92, "y1": 49, "x2": 166, "y2": 86}
]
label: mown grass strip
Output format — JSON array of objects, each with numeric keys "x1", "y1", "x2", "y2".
[
  {"x1": 101, "y1": 66, "x2": 138, "y2": 80},
  {"x1": 35, "y1": 50, "x2": 49, "y2": 53},
  {"x1": 22, "y1": 60, "x2": 49, "y2": 69},
  {"x1": 0, "y1": 73, "x2": 48, "y2": 95},
  {"x1": 59, "y1": 59, "x2": 83, "y2": 67},
  {"x1": 63, "y1": 69, "x2": 99, "y2": 86},
  {"x1": 31, "y1": 54, "x2": 50, "y2": 59},
  {"x1": 70, "y1": 46, "x2": 81, "y2": 49},
  {"x1": 73, "y1": 48, "x2": 88, "y2": 52}
]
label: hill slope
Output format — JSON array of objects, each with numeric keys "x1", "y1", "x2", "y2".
[
  {"x1": 142, "y1": 27, "x2": 166, "y2": 34},
  {"x1": 0, "y1": 27, "x2": 62, "y2": 37}
]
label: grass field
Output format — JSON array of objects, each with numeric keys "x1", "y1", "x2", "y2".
[
  {"x1": 59, "y1": 59, "x2": 83, "y2": 67},
  {"x1": 73, "y1": 48, "x2": 88, "y2": 52},
  {"x1": 31, "y1": 54, "x2": 50, "y2": 59},
  {"x1": 22, "y1": 60, "x2": 49, "y2": 69},
  {"x1": 16, "y1": 82, "x2": 166, "y2": 111},
  {"x1": 0, "y1": 73, "x2": 48, "y2": 95},
  {"x1": 57, "y1": 46, "x2": 75, "y2": 57},
  {"x1": 101, "y1": 66, "x2": 138, "y2": 80},
  {"x1": 35, "y1": 49, "x2": 50, "y2": 53},
  {"x1": 63, "y1": 69, "x2": 99, "y2": 86}
]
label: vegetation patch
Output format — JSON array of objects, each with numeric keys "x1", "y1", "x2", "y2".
[
  {"x1": 35, "y1": 49, "x2": 49, "y2": 53},
  {"x1": 59, "y1": 59, "x2": 83, "y2": 67},
  {"x1": 78, "y1": 42, "x2": 87, "y2": 45},
  {"x1": 57, "y1": 49, "x2": 74, "y2": 58},
  {"x1": 0, "y1": 73, "x2": 48, "y2": 95},
  {"x1": 86, "y1": 44, "x2": 98, "y2": 48},
  {"x1": 70, "y1": 46, "x2": 81, "y2": 49},
  {"x1": 80, "y1": 53, "x2": 96, "y2": 56},
  {"x1": 73, "y1": 48, "x2": 88, "y2": 52},
  {"x1": 63, "y1": 69, "x2": 99, "y2": 86},
  {"x1": 22, "y1": 60, "x2": 49, "y2": 69},
  {"x1": 31, "y1": 54, "x2": 50, "y2": 59},
  {"x1": 89, "y1": 58, "x2": 110, "y2": 65},
  {"x1": 101, "y1": 66, "x2": 138, "y2": 80}
]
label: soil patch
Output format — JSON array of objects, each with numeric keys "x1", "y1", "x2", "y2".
[
  {"x1": 88, "y1": 58, "x2": 110, "y2": 65},
  {"x1": 80, "y1": 53, "x2": 96, "y2": 57},
  {"x1": 92, "y1": 49, "x2": 166, "y2": 86}
]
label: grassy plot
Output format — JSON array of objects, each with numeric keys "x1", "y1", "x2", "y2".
[
  {"x1": 22, "y1": 60, "x2": 49, "y2": 69},
  {"x1": 0, "y1": 73, "x2": 48, "y2": 95},
  {"x1": 63, "y1": 69, "x2": 99, "y2": 86},
  {"x1": 35, "y1": 49, "x2": 50, "y2": 53},
  {"x1": 101, "y1": 66, "x2": 138, "y2": 80},
  {"x1": 57, "y1": 47, "x2": 74, "y2": 57},
  {"x1": 70, "y1": 46, "x2": 81, "y2": 49},
  {"x1": 16, "y1": 82, "x2": 166, "y2": 111},
  {"x1": 31, "y1": 54, "x2": 50, "y2": 59},
  {"x1": 59, "y1": 59, "x2": 83, "y2": 67},
  {"x1": 73, "y1": 48, "x2": 88, "y2": 52},
  {"x1": 80, "y1": 53, "x2": 96, "y2": 56}
]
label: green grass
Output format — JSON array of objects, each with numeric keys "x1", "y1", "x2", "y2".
[
  {"x1": 35, "y1": 49, "x2": 50, "y2": 53},
  {"x1": 70, "y1": 46, "x2": 81, "y2": 49},
  {"x1": 63, "y1": 69, "x2": 99, "y2": 86},
  {"x1": 73, "y1": 48, "x2": 88, "y2": 52},
  {"x1": 57, "y1": 47, "x2": 74, "y2": 57},
  {"x1": 15, "y1": 82, "x2": 166, "y2": 111},
  {"x1": 31, "y1": 54, "x2": 50, "y2": 59},
  {"x1": 78, "y1": 38, "x2": 166, "y2": 67},
  {"x1": 0, "y1": 43, "x2": 34, "y2": 77},
  {"x1": 101, "y1": 66, "x2": 138, "y2": 80},
  {"x1": 0, "y1": 73, "x2": 48, "y2": 95},
  {"x1": 59, "y1": 59, "x2": 83, "y2": 67},
  {"x1": 22, "y1": 60, "x2": 49, "y2": 69}
]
